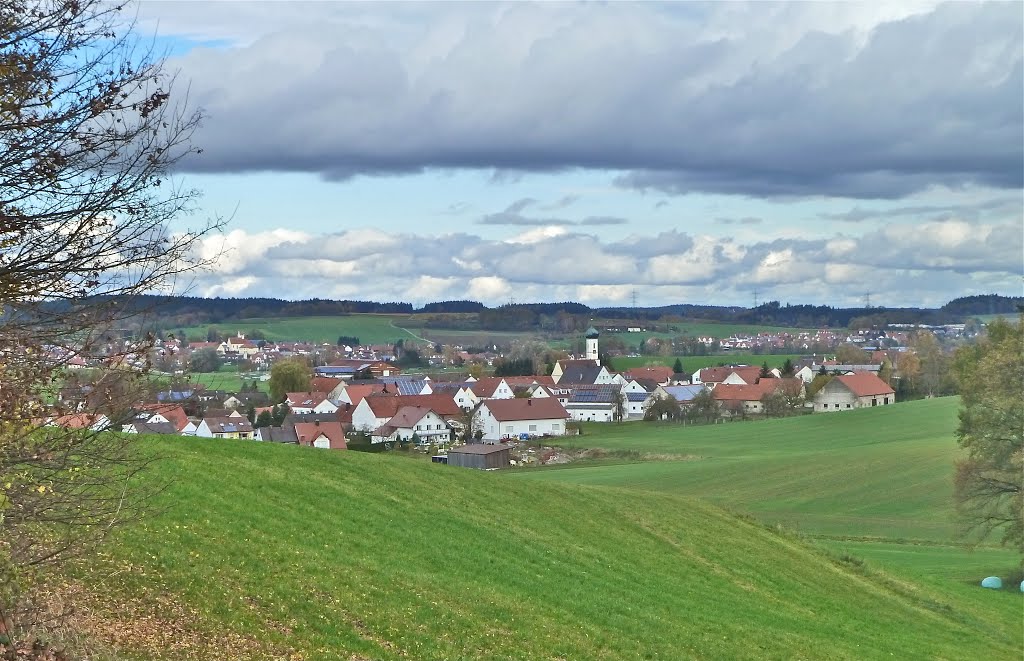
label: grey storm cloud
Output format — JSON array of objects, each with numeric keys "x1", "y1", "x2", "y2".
[
  {"x1": 819, "y1": 196, "x2": 1024, "y2": 222},
  {"x1": 165, "y1": 2, "x2": 1022, "y2": 199},
  {"x1": 477, "y1": 199, "x2": 627, "y2": 226}
]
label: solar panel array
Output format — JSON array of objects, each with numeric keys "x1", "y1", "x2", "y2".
[{"x1": 568, "y1": 385, "x2": 621, "y2": 403}]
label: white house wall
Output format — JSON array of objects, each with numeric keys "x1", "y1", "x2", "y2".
[{"x1": 473, "y1": 409, "x2": 567, "y2": 442}]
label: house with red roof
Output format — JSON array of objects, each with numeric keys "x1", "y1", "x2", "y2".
[
  {"x1": 622, "y1": 366, "x2": 674, "y2": 385},
  {"x1": 473, "y1": 398, "x2": 570, "y2": 442},
  {"x1": 693, "y1": 365, "x2": 763, "y2": 388},
  {"x1": 371, "y1": 406, "x2": 452, "y2": 446},
  {"x1": 135, "y1": 403, "x2": 195, "y2": 435},
  {"x1": 466, "y1": 377, "x2": 516, "y2": 404},
  {"x1": 294, "y1": 420, "x2": 347, "y2": 449},
  {"x1": 285, "y1": 391, "x2": 338, "y2": 415},
  {"x1": 813, "y1": 373, "x2": 895, "y2": 413},
  {"x1": 712, "y1": 378, "x2": 805, "y2": 416},
  {"x1": 310, "y1": 377, "x2": 347, "y2": 402},
  {"x1": 351, "y1": 394, "x2": 463, "y2": 433}
]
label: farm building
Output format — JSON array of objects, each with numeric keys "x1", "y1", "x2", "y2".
[
  {"x1": 813, "y1": 373, "x2": 895, "y2": 412},
  {"x1": 446, "y1": 444, "x2": 511, "y2": 470}
]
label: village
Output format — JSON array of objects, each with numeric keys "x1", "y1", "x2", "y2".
[{"x1": 42, "y1": 321, "x2": 935, "y2": 470}]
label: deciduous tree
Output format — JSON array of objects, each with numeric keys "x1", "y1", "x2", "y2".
[
  {"x1": 269, "y1": 358, "x2": 311, "y2": 403},
  {"x1": 952, "y1": 317, "x2": 1023, "y2": 554},
  {"x1": 189, "y1": 347, "x2": 222, "y2": 373},
  {"x1": 0, "y1": 0, "x2": 218, "y2": 633}
]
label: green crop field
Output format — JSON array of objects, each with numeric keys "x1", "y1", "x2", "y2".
[
  {"x1": 75, "y1": 436, "x2": 1020, "y2": 660},
  {"x1": 189, "y1": 370, "x2": 269, "y2": 394},
  {"x1": 612, "y1": 353, "x2": 804, "y2": 373},
  {"x1": 178, "y1": 314, "x2": 421, "y2": 344},
  {"x1": 521, "y1": 398, "x2": 966, "y2": 540}
]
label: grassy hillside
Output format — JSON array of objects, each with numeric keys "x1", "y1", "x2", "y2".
[
  {"x1": 75, "y1": 436, "x2": 1020, "y2": 660},
  {"x1": 517, "y1": 397, "x2": 1023, "y2": 620},
  {"x1": 521, "y1": 398, "x2": 965, "y2": 540}
]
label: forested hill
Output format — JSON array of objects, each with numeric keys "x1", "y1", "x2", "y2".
[{"x1": 108, "y1": 294, "x2": 1022, "y2": 329}]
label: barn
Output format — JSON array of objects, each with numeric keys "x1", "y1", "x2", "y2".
[{"x1": 446, "y1": 444, "x2": 511, "y2": 470}]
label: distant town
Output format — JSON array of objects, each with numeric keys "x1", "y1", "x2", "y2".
[{"x1": 44, "y1": 305, "x2": 994, "y2": 469}]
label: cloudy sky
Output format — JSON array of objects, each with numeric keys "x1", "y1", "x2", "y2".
[{"x1": 137, "y1": 1, "x2": 1022, "y2": 308}]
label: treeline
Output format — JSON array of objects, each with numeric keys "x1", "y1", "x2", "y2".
[{"x1": 104, "y1": 294, "x2": 1022, "y2": 333}]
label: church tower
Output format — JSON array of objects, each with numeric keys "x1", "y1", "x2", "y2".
[{"x1": 585, "y1": 326, "x2": 600, "y2": 365}]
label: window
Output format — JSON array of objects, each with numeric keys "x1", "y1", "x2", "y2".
[
  {"x1": 529, "y1": 424, "x2": 537, "y2": 432},
  {"x1": 834, "y1": 404, "x2": 840, "y2": 409},
  {"x1": 552, "y1": 423, "x2": 560, "y2": 430},
  {"x1": 845, "y1": 404, "x2": 851, "y2": 408},
  {"x1": 871, "y1": 399, "x2": 877, "y2": 407},
  {"x1": 505, "y1": 425, "x2": 513, "y2": 433}
]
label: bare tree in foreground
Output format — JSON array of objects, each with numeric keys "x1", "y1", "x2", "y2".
[{"x1": 0, "y1": 0, "x2": 219, "y2": 633}]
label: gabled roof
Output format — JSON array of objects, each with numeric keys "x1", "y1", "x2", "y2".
[
  {"x1": 364, "y1": 394, "x2": 462, "y2": 419},
  {"x1": 128, "y1": 420, "x2": 178, "y2": 435},
  {"x1": 712, "y1": 378, "x2": 804, "y2": 402},
  {"x1": 202, "y1": 417, "x2": 254, "y2": 434},
  {"x1": 481, "y1": 398, "x2": 569, "y2": 422},
  {"x1": 449, "y1": 443, "x2": 510, "y2": 455},
  {"x1": 286, "y1": 391, "x2": 329, "y2": 407},
  {"x1": 556, "y1": 359, "x2": 598, "y2": 371},
  {"x1": 663, "y1": 385, "x2": 707, "y2": 402},
  {"x1": 50, "y1": 413, "x2": 108, "y2": 429},
  {"x1": 386, "y1": 406, "x2": 437, "y2": 430},
  {"x1": 311, "y1": 377, "x2": 345, "y2": 394},
  {"x1": 374, "y1": 378, "x2": 428, "y2": 396},
  {"x1": 343, "y1": 383, "x2": 386, "y2": 405},
  {"x1": 261, "y1": 426, "x2": 298, "y2": 444},
  {"x1": 294, "y1": 421, "x2": 347, "y2": 449},
  {"x1": 469, "y1": 377, "x2": 509, "y2": 398},
  {"x1": 698, "y1": 366, "x2": 762, "y2": 384},
  {"x1": 712, "y1": 383, "x2": 769, "y2": 402},
  {"x1": 138, "y1": 404, "x2": 190, "y2": 431},
  {"x1": 558, "y1": 365, "x2": 605, "y2": 384},
  {"x1": 567, "y1": 384, "x2": 621, "y2": 404},
  {"x1": 832, "y1": 373, "x2": 895, "y2": 397},
  {"x1": 623, "y1": 366, "x2": 674, "y2": 383}
]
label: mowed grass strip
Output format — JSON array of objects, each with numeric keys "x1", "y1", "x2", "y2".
[
  {"x1": 520, "y1": 398, "x2": 969, "y2": 541},
  {"x1": 84, "y1": 437, "x2": 1020, "y2": 660}
]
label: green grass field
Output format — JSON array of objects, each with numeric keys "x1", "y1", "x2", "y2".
[
  {"x1": 612, "y1": 353, "x2": 803, "y2": 373},
  {"x1": 521, "y1": 398, "x2": 967, "y2": 541},
  {"x1": 516, "y1": 397, "x2": 1024, "y2": 610},
  {"x1": 179, "y1": 314, "x2": 421, "y2": 344},
  {"x1": 189, "y1": 369, "x2": 269, "y2": 394},
  {"x1": 176, "y1": 314, "x2": 821, "y2": 348},
  {"x1": 79, "y1": 436, "x2": 1020, "y2": 660}
]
